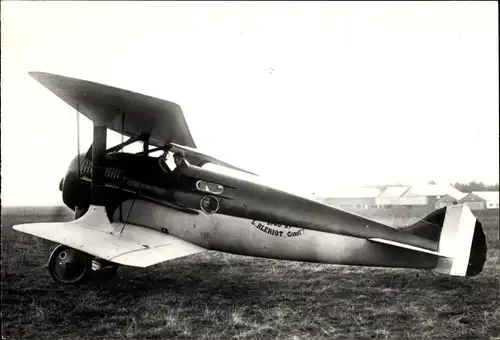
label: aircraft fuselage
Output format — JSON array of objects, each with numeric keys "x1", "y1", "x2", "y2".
[
  {"x1": 59, "y1": 152, "x2": 442, "y2": 270},
  {"x1": 118, "y1": 198, "x2": 439, "y2": 270}
]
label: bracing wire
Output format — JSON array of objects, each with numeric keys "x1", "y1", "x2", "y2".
[
  {"x1": 76, "y1": 103, "x2": 81, "y2": 178},
  {"x1": 121, "y1": 111, "x2": 124, "y2": 149},
  {"x1": 120, "y1": 196, "x2": 137, "y2": 235},
  {"x1": 119, "y1": 111, "x2": 125, "y2": 222},
  {"x1": 120, "y1": 178, "x2": 144, "y2": 235}
]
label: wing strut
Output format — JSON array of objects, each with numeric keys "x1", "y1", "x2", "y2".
[
  {"x1": 106, "y1": 135, "x2": 143, "y2": 153},
  {"x1": 136, "y1": 145, "x2": 166, "y2": 156},
  {"x1": 91, "y1": 123, "x2": 107, "y2": 206}
]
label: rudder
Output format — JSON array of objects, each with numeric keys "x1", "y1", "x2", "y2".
[{"x1": 406, "y1": 205, "x2": 487, "y2": 277}]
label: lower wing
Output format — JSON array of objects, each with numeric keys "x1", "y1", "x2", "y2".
[{"x1": 13, "y1": 206, "x2": 207, "y2": 268}]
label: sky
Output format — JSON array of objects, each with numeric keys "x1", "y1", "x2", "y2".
[{"x1": 1, "y1": 1, "x2": 498, "y2": 206}]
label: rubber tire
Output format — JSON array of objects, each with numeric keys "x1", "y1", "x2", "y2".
[{"x1": 48, "y1": 244, "x2": 92, "y2": 284}]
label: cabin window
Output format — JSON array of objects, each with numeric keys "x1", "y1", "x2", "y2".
[{"x1": 196, "y1": 180, "x2": 224, "y2": 195}]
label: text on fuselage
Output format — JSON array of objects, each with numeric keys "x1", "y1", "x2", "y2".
[{"x1": 251, "y1": 220, "x2": 305, "y2": 238}]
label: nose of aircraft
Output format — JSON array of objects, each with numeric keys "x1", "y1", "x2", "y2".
[{"x1": 60, "y1": 153, "x2": 91, "y2": 211}]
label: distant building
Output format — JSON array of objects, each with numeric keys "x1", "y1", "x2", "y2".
[
  {"x1": 459, "y1": 191, "x2": 500, "y2": 210},
  {"x1": 401, "y1": 184, "x2": 465, "y2": 208},
  {"x1": 435, "y1": 193, "x2": 468, "y2": 209},
  {"x1": 375, "y1": 186, "x2": 410, "y2": 207},
  {"x1": 376, "y1": 184, "x2": 465, "y2": 208},
  {"x1": 316, "y1": 187, "x2": 381, "y2": 209},
  {"x1": 317, "y1": 184, "x2": 469, "y2": 210}
]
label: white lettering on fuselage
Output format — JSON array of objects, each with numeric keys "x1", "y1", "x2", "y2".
[{"x1": 251, "y1": 220, "x2": 305, "y2": 238}]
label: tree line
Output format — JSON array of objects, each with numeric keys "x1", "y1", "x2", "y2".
[
  {"x1": 427, "y1": 180, "x2": 498, "y2": 192},
  {"x1": 451, "y1": 181, "x2": 499, "y2": 193}
]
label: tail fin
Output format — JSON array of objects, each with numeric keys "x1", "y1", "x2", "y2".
[{"x1": 406, "y1": 204, "x2": 487, "y2": 277}]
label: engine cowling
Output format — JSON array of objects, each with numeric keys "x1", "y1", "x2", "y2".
[
  {"x1": 59, "y1": 152, "x2": 174, "y2": 216},
  {"x1": 60, "y1": 153, "x2": 91, "y2": 212}
]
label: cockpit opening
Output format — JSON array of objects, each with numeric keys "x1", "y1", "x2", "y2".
[{"x1": 159, "y1": 151, "x2": 190, "y2": 173}]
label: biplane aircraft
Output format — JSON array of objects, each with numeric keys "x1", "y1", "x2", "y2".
[{"x1": 13, "y1": 72, "x2": 487, "y2": 284}]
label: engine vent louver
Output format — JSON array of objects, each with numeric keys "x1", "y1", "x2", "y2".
[{"x1": 80, "y1": 158, "x2": 121, "y2": 181}]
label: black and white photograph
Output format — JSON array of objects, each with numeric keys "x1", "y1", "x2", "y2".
[{"x1": 1, "y1": 1, "x2": 499, "y2": 339}]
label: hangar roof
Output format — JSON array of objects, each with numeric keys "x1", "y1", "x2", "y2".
[
  {"x1": 403, "y1": 184, "x2": 464, "y2": 200},
  {"x1": 464, "y1": 191, "x2": 500, "y2": 202}
]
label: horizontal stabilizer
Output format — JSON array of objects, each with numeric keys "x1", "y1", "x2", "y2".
[
  {"x1": 369, "y1": 238, "x2": 447, "y2": 257},
  {"x1": 13, "y1": 206, "x2": 207, "y2": 267},
  {"x1": 369, "y1": 204, "x2": 486, "y2": 277}
]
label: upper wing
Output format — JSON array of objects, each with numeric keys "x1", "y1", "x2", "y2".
[
  {"x1": 29, "y1": 71, "x2": 256, "y2": 176},
  {"x1": 13, "y1": 207, "x2": 207, "y2": 267},
  {"x1": 29, "y1": 72, "x2": 196, "y2": 148}
]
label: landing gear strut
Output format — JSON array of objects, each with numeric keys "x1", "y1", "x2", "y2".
[
  {"x1": 74, "y1": 206, "x2": 86, "y2": 219},
  {"x1": 48, "y1": 244, "x2": 92, "y2": 284}
]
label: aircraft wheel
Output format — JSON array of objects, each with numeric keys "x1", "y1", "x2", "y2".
[{"x1": 48, "y1": 244, "x2": 92, "y2": 284}]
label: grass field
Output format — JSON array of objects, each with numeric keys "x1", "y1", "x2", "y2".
[{"x1": 1, "y1": 207, "x2": 499, "y2": 340}]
